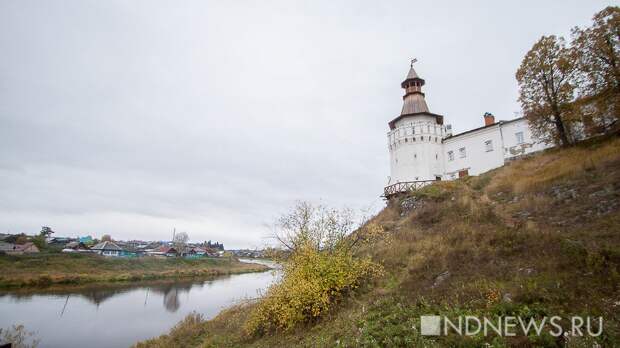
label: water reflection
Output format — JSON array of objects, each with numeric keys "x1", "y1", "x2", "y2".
[{"x1": 0, "y1": 268, "x2": 277, "y2": 348}]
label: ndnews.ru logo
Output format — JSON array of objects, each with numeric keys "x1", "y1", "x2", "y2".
[{"x1": 420, "y1": 315, "x2": 603, "y2": 337}]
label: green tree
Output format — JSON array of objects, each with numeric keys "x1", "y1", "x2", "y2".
[
  {"x1": 101, "y1": 234, "x2": 112, "y2": 242},
  {"x1": 39, "y1": 226, "x2": 54, "y2": 238},
  {"x1": 516, "y1": 35, "x2": 578, "y2": 146},
  {"x1": 572, "y1": 6, "x2": 620, "y2": 132}
]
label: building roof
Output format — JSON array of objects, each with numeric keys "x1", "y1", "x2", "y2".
[
  {"x1": 91, "y1": 241, "x2": 123, "y2": 251},
  {"x1": 443, "y1": 117, "x2": 525, "y2": 141},
  {"x1": 154, "y1": 245, "x2": 177, "y2": 254},
  {"x1": 401, "y1": 93, "x2": 429, "y2": 114}
]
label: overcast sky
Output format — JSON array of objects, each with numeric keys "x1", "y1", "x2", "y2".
[{"x1": 0, "y1": 0, "x2": 613, "y2": 248}]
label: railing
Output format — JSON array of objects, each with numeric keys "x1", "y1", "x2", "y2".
[{"x1": 383, "y1": 180, "x2": 436, "y2": 198}]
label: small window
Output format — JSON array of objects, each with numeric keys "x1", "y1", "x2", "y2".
[
  {"x1": 412, "y1": 127, "x2": 415, "y2": 134},
  {"x1": 414, "y1": 154, "x2": 417, "y2": 159},
  {"x1": 427, "y1": 125, "x2": 430, "y2": 133},
  {"x1": 413, "y1": 137, "x2": 416, "y2": 141},
  {"x1": 459, "y1": 147, "x2": 466, "y2": 158},
  {"x1": 485, "y1": 140, "x2": 493, "y2": 152},
  {"x1": 448, "y1": 151, "x2": 454, "y2": 161},
  {"x1": 405, "y1": 138, "x2": 408, "y2": 142},
  {"x1": 435, "y1": 153, "x2": 438, "y2": 160},
  {"x1": 515, "y1": 131, "x2": 524, "y2": 144}
]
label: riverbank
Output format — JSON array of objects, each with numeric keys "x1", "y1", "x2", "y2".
[{"x1": 0, "y1": 253, "x2": 269, "y2": 290}]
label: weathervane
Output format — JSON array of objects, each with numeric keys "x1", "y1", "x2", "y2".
[{"x1": 410, "y1": 58, "x2": 417, "y2": 67}]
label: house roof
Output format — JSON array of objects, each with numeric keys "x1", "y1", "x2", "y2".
[
  {"x1": 154, "y1": 245, "x2": 177, "y2": 254},
  {"x1": 443, "y1": 117, "x2": 525, "y2": 141},
  {"x1": 91, "y1": 241, "x2": 123, "y2": 251}
]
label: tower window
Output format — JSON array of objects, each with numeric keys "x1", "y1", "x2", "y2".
[
  {"x1": 459, "y1": 147, "x2": 466, "y2": 158},
  {"x1": 414, "y1": 154, "x2": 417, "y2": 159},
  {"x1": 435, "y1": 153, "x2": 438, "y2": 160},
  {"x1": 413, "y1": 137, "x2": 416, "y2": 141},
  {"x1": 448, "y1": 151, "x2": 454, "y2": 161},
  {"x1": 485, "y1": 140, "x2": 493, "y2": 152}
]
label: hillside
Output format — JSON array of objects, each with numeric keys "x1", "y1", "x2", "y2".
[{"x1": 138, "y1": 135, "x2": 620, "y2": 347}]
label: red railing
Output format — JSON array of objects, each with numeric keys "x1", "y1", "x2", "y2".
[{"x1": 383, "y1": 180, "x2": 436, "y2": 198}]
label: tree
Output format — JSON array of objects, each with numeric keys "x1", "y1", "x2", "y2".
[
  {"x1": 173, "y1": 232, "x2": 189, "y2": 253},
  {"x1": 572, "y1": 6, "x2": 620, "y2": 131},
  {"x1": 39, "y1": 226, "x2": 54, "y2": 238},
  {"x1": 516, "y1": 35, "x2": 578, "y2": 146},
  {"x1": 101, "y1": 234, "x2": 112, "y2": 242},
  {"x1": 271, "y1": 201, "x2": 356, "y2": 254}
]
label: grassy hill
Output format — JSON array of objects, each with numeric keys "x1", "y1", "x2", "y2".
[{"x1": 138, "y1": 135, "x2": 620, "y2": 347}]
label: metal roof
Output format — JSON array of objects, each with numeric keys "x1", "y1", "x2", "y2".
[{"x1": 91, "y1": 241, "x2": 123, "y2": 251}]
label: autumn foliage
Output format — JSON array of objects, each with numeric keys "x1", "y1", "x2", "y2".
[
  {"x1": 244, "y1": 202, "x2": 384, "y2": 335},
  {"x1": 517, "y1": 6, "x2": 619, "y2": 146}
]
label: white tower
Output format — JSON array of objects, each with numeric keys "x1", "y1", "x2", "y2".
[{"x1": 387, "y1": 62, "x2": 445, "y2": 186}]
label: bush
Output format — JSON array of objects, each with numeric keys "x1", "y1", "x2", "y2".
[{"x1": 244, "y1": 202, "x2": 384, "y2": 335}]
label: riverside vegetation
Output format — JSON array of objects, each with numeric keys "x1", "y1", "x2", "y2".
[
  {"x1": 137, "y1": 134, "x2": 620, "y2": 347},
  {"x1": 0, "y1": 253, "x2": 268, "y2": 290}
]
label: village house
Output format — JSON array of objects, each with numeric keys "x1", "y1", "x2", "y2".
[
  {"x1": 91, "y1": 241, "x2": 124, "y2": 257},
  {"x1": 62, "y1": 241, "x2": 91, "y2": 253},
  {"x1": 147, "y1": 245, "x2": 179, "y2": 257},
  {"x1": 0, "y1": 242, "x2": 40, "y2": 255}
]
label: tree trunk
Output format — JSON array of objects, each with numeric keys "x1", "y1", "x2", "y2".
[{"x1": 553, "y1": 112, "x2": 570, "y2": 146}]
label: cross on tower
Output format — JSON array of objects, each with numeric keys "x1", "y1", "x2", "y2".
[{"x1": 410, "y1": 58, "x2": 417, "y2": 67}]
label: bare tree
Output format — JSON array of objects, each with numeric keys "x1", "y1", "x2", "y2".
[{"x1": 173, "y1": 232, "x2": 189, "y2": 254}]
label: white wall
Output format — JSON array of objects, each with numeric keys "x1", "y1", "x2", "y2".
[
  {"x1": 443, "y1": 125, "x2": 504, "y2": 179},
  {"x1": 500, "y1": 119, "x2": 552, "y2": 160},
  {"x1": 387, "y1": 115, "x2": 444, "y2": 183},
  {"x1": 387, "y1": 116, "x2": 556, "y2": 186}
]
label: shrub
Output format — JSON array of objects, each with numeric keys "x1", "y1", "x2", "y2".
[{"x1": 244, "y1": 202, "x2": 384, "y2": 335}]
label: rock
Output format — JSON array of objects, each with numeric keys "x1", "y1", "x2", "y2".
[
  {"x1": 518, "y1": 267, "x2": 536, "y2": 275},
  {"x1": 400, "y1": 196, "x2": 421, "y2": 215},
  {"x1": 502, "y1": 292, "x2": 513, "y2": 303},
  {"x1": 550, "y1": 186, "x2": 579, "y2": 200},
  {"x1": 432, "y1": 270, "x2": 450, "y2": 288}
]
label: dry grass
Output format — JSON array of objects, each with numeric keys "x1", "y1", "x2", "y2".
[
  {"x1": 486, "y1": 136, "x2": 620, "y2": 195},
  {"x1": 134, "y1": 312, "x2": 207, "y2": 348}
]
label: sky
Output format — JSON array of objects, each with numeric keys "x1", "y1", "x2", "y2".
[{"x1": 0, "y1": 0, "x2": 615, "y2": 248}]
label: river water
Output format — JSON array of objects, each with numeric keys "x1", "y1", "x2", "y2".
[{"x1": 0, "y1": 259, "x2": 278, "y2": 347}]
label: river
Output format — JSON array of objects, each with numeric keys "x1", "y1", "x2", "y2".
[{"x1": 0, "y1": 259, "x2": 278, "y2": 347}]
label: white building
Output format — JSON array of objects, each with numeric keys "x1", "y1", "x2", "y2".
[{"x1": 385, "y1": 64, "x2": 551, "y2": 196}]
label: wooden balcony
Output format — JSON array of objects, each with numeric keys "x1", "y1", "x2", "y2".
[{"x1": 383, "y1": 180, "x2": 436, "y2": 198}]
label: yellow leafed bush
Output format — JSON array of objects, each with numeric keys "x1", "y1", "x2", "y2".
[{"x1": 245, "y1": 241, "x2": 382, "y2": 335}]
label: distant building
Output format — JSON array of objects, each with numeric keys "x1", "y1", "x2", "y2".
[
  {"x1": 147, "y1": 245, "x2": 178, "y2": 257},
  {"x1": 385, "y1": 64, "x2": 552, "y2": 197},
  {"x1": 1, "y1": 242, "x2": 40, "y2": 255},
  {"x1": 78, "y1": 235, "x2": 94, "y2": 245},
  {"x1": 91, "y1": 241, "x2": 123, "y2": 257},
  {"x1": 63, "y1": 241, "x2": 91, "y2": 253}
]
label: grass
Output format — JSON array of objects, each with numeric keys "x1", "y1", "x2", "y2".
[
  {"x1": 137, "y1": 135, "x2": 620, "y2": 347},
  {"x1": 0, "y1": 253, "x2": 269, "y2": 290}
]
